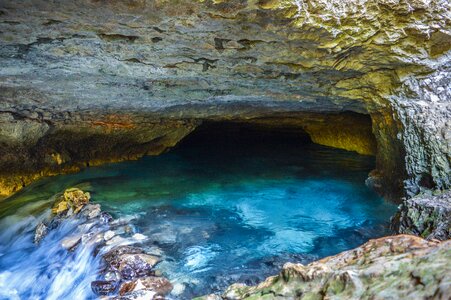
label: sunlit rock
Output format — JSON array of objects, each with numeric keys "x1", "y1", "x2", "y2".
[{"x1": 51, "y1": 188, "x2": 90, "y2": 215}]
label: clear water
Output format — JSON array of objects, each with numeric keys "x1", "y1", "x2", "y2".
[{"x1": 0, "y1": 125, "x2": 397, "y2": 299}]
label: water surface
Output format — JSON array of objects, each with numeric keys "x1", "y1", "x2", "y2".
[{"x1": 0, "y1": 126, "x2": 397, "y2": 299}]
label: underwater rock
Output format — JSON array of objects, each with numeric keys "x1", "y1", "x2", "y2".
[
  {"x1": 392, "y1": 191, "x2": 451, "y2": 240},
  {"x1": 198, "y1": 235, "x2": 450, "y2": 300}
]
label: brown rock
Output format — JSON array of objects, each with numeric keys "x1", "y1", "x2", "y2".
[
  {"x1": 51, "y1": 188, "x2": 90, "y2": 215},
  {"x1": 119, "y1": 276, "x2": 172, "y2": 296}
]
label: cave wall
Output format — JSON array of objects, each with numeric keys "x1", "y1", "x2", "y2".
[{"x1": 0, "y1": 0, "x2": 450, "y2": 199}]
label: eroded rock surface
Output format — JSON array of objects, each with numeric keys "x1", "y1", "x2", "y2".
[
  {"x1": 0, "y1": 0, "x2": 450, "y2": 198},
  {"x1": 392, "y1": 190, "x2": 451, "y2": 240},
  {"x1": 198, "y1": 235, "x2": 451, "y2": 300}
]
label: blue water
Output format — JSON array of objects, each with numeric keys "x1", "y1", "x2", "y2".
[{"x1": 0, "y1": 126, "x2": 397, "y2": 299}]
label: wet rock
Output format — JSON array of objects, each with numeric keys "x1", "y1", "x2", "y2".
[
  {"x1": 392, "y1": 191, "x2": 451, "y2": 240},
  {"x1": 34, "y1": 222, "x2": 48, "y2": 244},
  {"x1": 113, "y1": 289, "x2": 158, "y2": 300},
  {"x1": 91, "y1": 280, "x2": 118, "y2": 296},
  {"x1": 104, "y1": 230, "x2": 116, "y2": 241},
  {"x1": 104, "y1": 246, "x2": 145, "y2": 265},
  {"x1": 95, "y1": 245, "x2": 168, "y2": 297},
  {"x1": 31, "y1": 188, "x2": 171, "y2": 299},
  {"x1": 80, "y1": 204, "x2": 101, "y2": 219},
  {"x1": 61, "y1": 235, "x2": 81, "y2": 250},
  {"x1": 119, "y1": 276, "x2": 173, "y2": 296},
  {"x1": 100, "y1": 212, "x2": 114, "y2": 223},
  {"x1": 104, "y1": 271, "x2": 121, "y2": 282},
  {"x1": 115, "y1": 253, "x2": 161, "y2": 280}
]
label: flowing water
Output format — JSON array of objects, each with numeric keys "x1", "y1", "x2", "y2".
[{"x1": 0, "y1": 125, "x2": 397, "y2": 299}]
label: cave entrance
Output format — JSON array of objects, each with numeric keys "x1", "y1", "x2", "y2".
[{"x1": 178, "y1": 111, "x2": 378, "y2": 157}]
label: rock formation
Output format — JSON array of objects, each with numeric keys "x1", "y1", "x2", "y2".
[
  {"x1": 392, "y1": 190, "x2": 451, "y2": 240},
  {"x1": 34, "y1": 187, "x2": 173, "y2": 299},
  {"x1": 198, "y1": 235, "x2": 451, "y2": 300},
  {"x1": 0, "y1": 0, "x2": 449, "y2": 200}
]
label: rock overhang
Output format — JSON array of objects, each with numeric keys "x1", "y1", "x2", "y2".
[{"x1": 0, "y1": 0, "x2": 450, "y2": 198}]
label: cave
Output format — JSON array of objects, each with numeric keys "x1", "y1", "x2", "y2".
[
  {"x1": 0, "y1": 112, "x2": 400, "y2": 299},
  {"x1": 0, "y1": 0, "x2": 450, "y2": 299}
]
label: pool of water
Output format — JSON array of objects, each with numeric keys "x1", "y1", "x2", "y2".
[{"x1": 0, "y1": 125, "x2": 397, "y2": 299}]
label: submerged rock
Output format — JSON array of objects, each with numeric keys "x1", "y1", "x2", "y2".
[
  {"x1": 198, "y1": 235, "x2": 450, "y2": 300},
  {"x1": 392, "y1": 191, "x2": 451, "y2": 240}
]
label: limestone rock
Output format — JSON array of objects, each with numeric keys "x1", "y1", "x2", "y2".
[
  {"x1": 198, "y1": 235, "x2": 450, "y2": 300},
  {"x1": 392, "y1": 191, "x2": 451, "y2": 240},
  {"x1": 0, "y1": 0, "x2": 450, "y2": 199},
  {"x1": 51, "y1": 188, "x2": 90, "y2": 215}
]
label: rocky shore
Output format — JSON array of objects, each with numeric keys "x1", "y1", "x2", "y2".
[{"x1": 198, "y1": 235, "x2": 451, "y2": 300}]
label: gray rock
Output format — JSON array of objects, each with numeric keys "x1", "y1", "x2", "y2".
[
  {"x1": 392, "y1": 191, "x2": 451, "y2": 240},
  {"x1": 34, "y1": 222, "x2": 48, "y2": 244},
  {"x1": 61, "y1": 235, "x2": 81, "y2": 250},
  {"x1": 0, "y1": 0, "x2": 450, "y2": 201}
]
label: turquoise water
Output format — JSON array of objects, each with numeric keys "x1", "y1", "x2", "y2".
[{"x1": 0, "y1": 125, "x2": 397, "y2": 299}]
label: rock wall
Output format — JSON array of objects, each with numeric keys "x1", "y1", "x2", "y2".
[
  {"x1": 390, "y1": 66, "x2": 451, "y2": 196},
  {"x1": 0, "y1": 111, "x2": 198, "y2": 197},
  {"x1": 392, "y1": 190, "x2": 451, "y2": 240}
]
